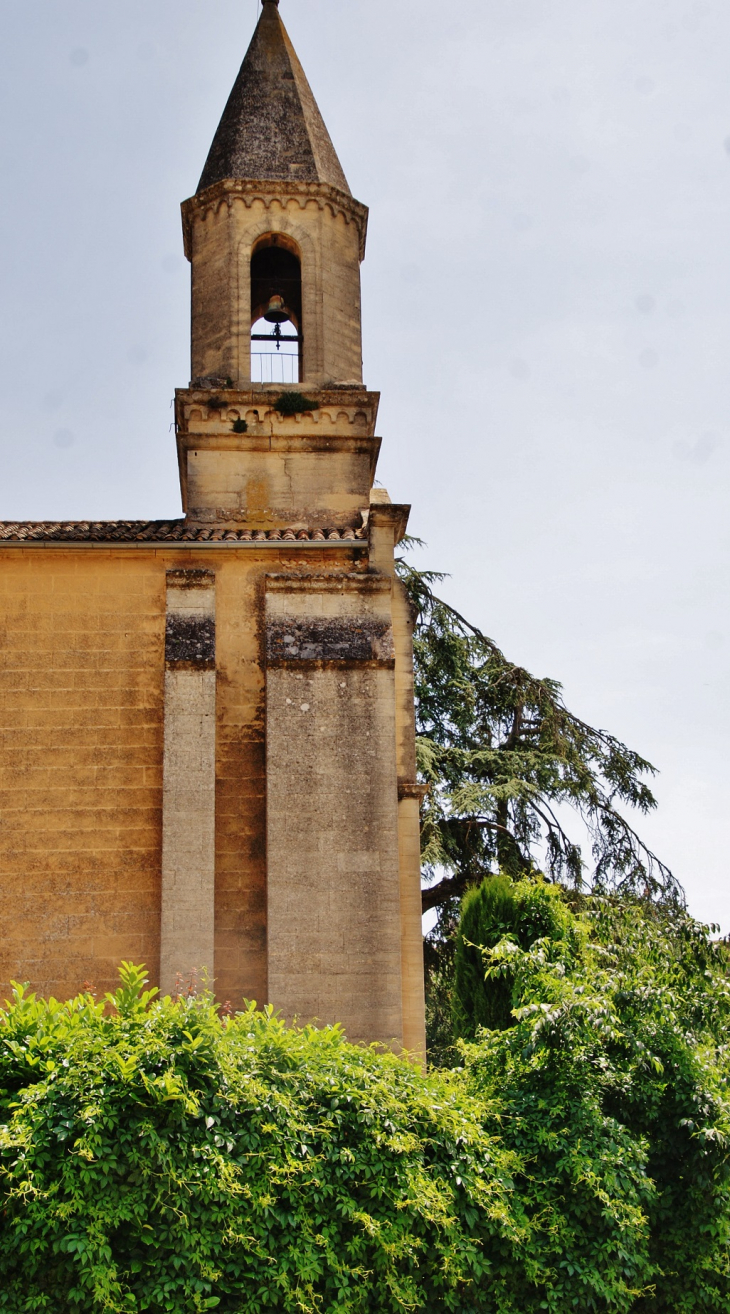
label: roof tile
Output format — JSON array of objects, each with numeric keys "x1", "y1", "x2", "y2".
[{"x1": 0, "y1": 520, "x2": 365, "y2": 545}]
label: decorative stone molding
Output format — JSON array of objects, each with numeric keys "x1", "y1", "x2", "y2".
[
  {"x1": 185, "y1": 406, "x2": 373, "y2": 429},
  {"x1": 182, "y1": 179, "x2": 369, "y2": 261},
  {"x1": 398, "y1": 782, "x2": 430, "y2": 802},
  {"x1": 175, "y1": 388, "x2": 379, "y2": 431}
]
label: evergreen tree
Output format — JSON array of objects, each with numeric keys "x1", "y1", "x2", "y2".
[{"x1": 397, "y1": 547, "x2": 679, "y2": 922}]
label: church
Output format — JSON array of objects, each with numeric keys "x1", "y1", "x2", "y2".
[{"x1": 0, "y1": 0, "x2": 426, "y2": 1059}]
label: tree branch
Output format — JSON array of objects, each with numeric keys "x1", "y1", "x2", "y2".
[
  {"x1": 421, "y1": 818, "x2": 516, "y2": 913},
  {"x1": 422, "y1": 873, "x2": 474, "y2": 914},
  {"x1": 530, "y1": 799, "x2": 580, "y2": 860}
]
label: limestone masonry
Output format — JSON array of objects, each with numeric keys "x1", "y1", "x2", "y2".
[{"x1": 0, "y1": 0, "x2": 426, "y2": 1059}]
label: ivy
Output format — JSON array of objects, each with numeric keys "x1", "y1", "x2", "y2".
[{"x1": 459, "y1": 882, "x2": 730, "y2": 1312}]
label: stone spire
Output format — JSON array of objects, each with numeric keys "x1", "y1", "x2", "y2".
[{"x1": 197, "y1": 1, "x2": 351, "y2": 195}]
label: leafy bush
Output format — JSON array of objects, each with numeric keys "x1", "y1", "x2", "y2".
[
  {"x1": 2, "y1": 903, "x2": 730, "y2": 1314},
  {"x1": 459, "y1": 882, "x2": 730, "y2": 1311},
  {"x1": 0, "y1": 966, "x2": 518, "y2": 1313}
]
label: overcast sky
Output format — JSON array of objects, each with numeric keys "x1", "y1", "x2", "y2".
[{"x1": 1, "y1": 0, "x2": 729, "y2": 928}]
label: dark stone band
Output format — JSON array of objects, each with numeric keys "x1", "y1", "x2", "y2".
[
  {"x1": 166, "y1": 616, "x2": 216, "y2": 667},
  {"x1": 267, "y1": 618, "x2": 394, "y2": 666}
]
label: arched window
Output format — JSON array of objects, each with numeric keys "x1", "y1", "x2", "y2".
[{"x1": 250, "y1": 235, "x2": 302, "y2": 385}]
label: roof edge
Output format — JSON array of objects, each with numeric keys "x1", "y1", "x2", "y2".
[{"x1": 0, "y1": 521, "x2": 369, "y2": 547}]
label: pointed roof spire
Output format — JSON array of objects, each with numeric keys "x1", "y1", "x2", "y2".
[{"x1": 197, "y1": 2, "x2": 350, "y2": 196}]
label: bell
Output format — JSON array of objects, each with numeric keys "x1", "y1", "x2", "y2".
[{"x1": 263, "y1": 294, "x2": 289, "y2": 324}]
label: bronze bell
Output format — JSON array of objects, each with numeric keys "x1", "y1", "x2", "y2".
[{"x1": 263, "y1": 294, "x2": 289, "y2": 324}]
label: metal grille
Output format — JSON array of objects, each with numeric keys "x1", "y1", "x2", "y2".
[{"x1": 251, "y1": 352, "x2": 300, "y2": 385}]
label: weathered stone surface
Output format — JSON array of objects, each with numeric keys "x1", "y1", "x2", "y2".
[
  {"x1": 165, "y1": 616, "x2": 216, "y2": 668},
  {"x1": 267, "y1": 617, "x2": 394, "y2": 666},
  {"x1": 159, "y1": 572, "x2": 217, "y2": 994},
  {"x1": 264, "y1": 574, "x2": 410, "y2": 1048},
  {"x1": 198, "y1": 2, "x2": 350, "y2": 195},
  {"x1": 266, "y1": 660, "x2": 403, "y2": 1046}
]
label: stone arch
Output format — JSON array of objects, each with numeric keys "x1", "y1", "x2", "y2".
[
  {"x1": 233, "y1": 202, "x2": 323, "y2": 384},
  {"x1": 248, "y1": 233, "x2": 303, "y2": 384}
]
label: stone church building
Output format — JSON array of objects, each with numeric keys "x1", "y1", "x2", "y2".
[{"x1": 0, "y1": 0, "x2": 426, "y2": 1058}]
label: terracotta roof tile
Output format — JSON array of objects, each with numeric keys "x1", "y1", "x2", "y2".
[{"x1": 0, "y1": 520, "x2": 365, "y2": 545}]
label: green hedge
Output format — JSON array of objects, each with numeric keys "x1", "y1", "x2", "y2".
[
  {"x1": 0, "y1": 968, "x2": 517, "y2": 1313},
  {"x1": 2, "y1": 887, "x2": 730, "y2": 1312}
]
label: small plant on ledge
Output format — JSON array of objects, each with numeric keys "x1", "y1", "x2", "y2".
[
  {"x1": 274, "y1": 391, "x2": 320, "y2": 416},
  {"x1": 231, "y1": 419, "x2": 248, "y2": 434}
]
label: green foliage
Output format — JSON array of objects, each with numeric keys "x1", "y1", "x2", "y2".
[
  {"x1": 396, "y1": 547, "x2": 677, "y2": 919},
  {"x1": 458, "y1": 880, "x2": 730, "y2": 1311},
  {"x1": 230, "y1": 419, "x2": 248, "y2": 434},
  {"x1": 0, "y1": 964, "x2": 519, "y2": 1313},
  {"x1": 2, "y1": 939, "x2": 729, "y2": 1311},
  {"x1": 424, "y1": 933, "x2": 460, "y2": 1071},
  {"x1": 274, "y1": 391, "x2": 320, "y2": 416},
  {"x1": 453, "y1": 876, "x2": 579, "y2": 1036}
]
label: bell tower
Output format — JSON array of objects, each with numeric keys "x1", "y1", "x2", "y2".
[
  {"x1": 169, "y1": 0, "x2": 427, "y2": 1058},
  {"x1": 175, "y1": 0, "x2": 377, "y2": 532},
  {"x1": 183, "y1": 0, "x2": 366, "y2": 389}
]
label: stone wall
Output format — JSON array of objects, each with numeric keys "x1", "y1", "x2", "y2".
[
  {"x1": 265, "y1": 574, "x2": 403, "y2": 1045},
  {"x1": 0, "y1": 551, "x2": 164, "y2": 999},
  {"x1": 159, "y1": 570, "x2": 217, "y2": 994},
  {"x1": 0, "y1": 540, "x2": 424, "y2": 1058}
]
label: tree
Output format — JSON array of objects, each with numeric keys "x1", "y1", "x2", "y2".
[
  {"x1": 452, "y1": 874, "x2": 579, "y2": 1036},
  {"x1": 456, "y1": 878, "x2": 730, "y2": 1312},
  {"x1": 396, "y1": 548, "x2": 679, "y2": 921}
]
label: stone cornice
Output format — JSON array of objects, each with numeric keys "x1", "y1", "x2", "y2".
[
  {"x1": 398, "y1": 782, "x2": 430, "y2": 802},
  {"x1": 265, "y1": 572, "x2": 391, "y2": 594},
  {"x1": 368, "y1": 503, "x2": 412, "y2": 548},
  {"x1": 181, "y1": 179, "x2": 369, "y2": 261},
  {"x1": 174, "y1": 387, "x2": 381, "y2": 449}
]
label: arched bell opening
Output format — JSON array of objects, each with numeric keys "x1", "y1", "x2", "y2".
[{"x1": 250, "y1": 235, "x2": 303, "y2": 385}]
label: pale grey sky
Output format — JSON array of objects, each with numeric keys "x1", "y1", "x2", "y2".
[{"x1": 1, "y1": 0, "x2": 729, "y2": 926}]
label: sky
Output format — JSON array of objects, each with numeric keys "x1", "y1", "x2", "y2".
[{"x1": 1, "y1": 0, "x2": 729, "y2": 928}]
